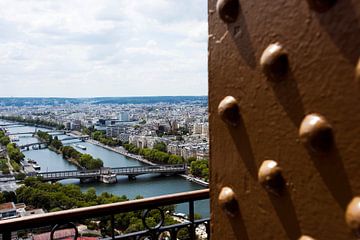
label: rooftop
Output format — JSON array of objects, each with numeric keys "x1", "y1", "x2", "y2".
[{"x1": 0, "y1": 202, "x2": 15, "y2": 211}]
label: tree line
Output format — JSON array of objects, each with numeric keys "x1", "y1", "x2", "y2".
[
  {"x1": 123, "y1": 143, "x2": 209, "y2": 181},
  {"x1": 123, "y1": 143, "x2": 184, "y2": 164},
  {"x1": 61, "y1": 146, "x2": 103, "y2": 170},
  {"x1": 82, "y1": 127, "x2": 122, "y2": 147},
  {"x1": 36, "y1": 131, "x2": 103, "y2": 170},
  {"x1": 0, "y1": 115, "x2": 65, "y2": 129},
  {"x1": 7, "y1": 142, "x2": 25, "y2": 164},
  {"x1": 0, "y1": 130, "x2": 10, "y2": 146},
  {"x1": 0, "y1": 130, "x2": 24, "y2": 174},
  {"x1": 188, "y1": 158, "x2": 209, "y2": 182}
]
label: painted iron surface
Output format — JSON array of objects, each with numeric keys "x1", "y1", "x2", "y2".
[{"x1": 209, "y1": 0, "x2": 360, "y2": 239}]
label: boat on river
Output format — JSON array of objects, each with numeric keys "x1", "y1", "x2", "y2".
[
  {"x1": 26, "y1": 159, "x2": 41, "y2": 171},
  {"x1": 10, "y1": 136, "x2": 19, "y2": 142},
  {"x1": 74, "y1": 144, "x2": 87, "y2": 150}
]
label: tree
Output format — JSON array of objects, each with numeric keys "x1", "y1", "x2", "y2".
[
  {"x1": 168, "y1": 155, "x2": 183, "y2": 164},
  {"x1": 0, "y1": 135, "x2": 10, "y2": 146},
  {"x1": 190, "y1": 159, "x2": 209, "y2": 179},
  {"x1": 153, "y1": 142, "x2": 167, "y2": 152},
  {"x1": 187, "y1": 157, "x2": 197, "y2": 165},
  {"x1": 7, "y1": 143, "x2": 24, "y2": 163},
  {"x1": 50, "y1": 137, "x2": 63, "y2": 150}
]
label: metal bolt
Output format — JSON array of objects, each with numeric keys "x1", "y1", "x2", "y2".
[
  {"x1": 346, "y1": 197, "x2": 360, "y2": 237},
  {"x1": 258, "y1": 160, "x2": 285, "y2": 195},
  {"x1": 260, "y1": 43, "x2": 289, "y2": 81},
  {"x1": 355, "y1": 59, "x2": 360, "y2": 82},
  {"x1": 299, "y1": 113, "x2": 334, "y2": 153},
  {"x1": 216, "y1": 0, "x2": 239, "y2": 23},
  {"x1": 218, "y1": 96, "x2": 240, "y2": 126},
  {"x1": 299, "y1": 236, "x2": 316, "y2": 240},
  {"x1": 218, "y1": 186, "x2": 238, "y2": 217},
  {"x1": 306, "y1": 0, "x2": 336, "y2": 12}
]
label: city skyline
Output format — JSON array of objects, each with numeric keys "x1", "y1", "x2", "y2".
[{"x1": 0, "y1": 0, "x2": 208, "y2": 97}]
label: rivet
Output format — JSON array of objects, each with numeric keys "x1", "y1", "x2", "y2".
[
  {"x1": 355, "y1": 59, "x2": 360, "y2": 82},
  {"x1": 306, "y1": 0, "x2": 336, "y2": 12},
  {"x1": 299, "y1": 113, "x2": 334, "y2": 153},
  {"x1": 260, "y1": 43, "x2": 289, "y2": 80},
  {"x1": 218, "y1": 186, "x2": 238, "y2": 217},
  {"x1": 258, "y1": 160, "x2": 285, "y2": 195},
  {"x1": 299, "y1": 236, "x2": 316, "y2": 240},
  {"x1": 218, "y1": 96, "x2": 240, "y2": 126},
  {"x1": 345, "y1": 197, "x2": 360, "y2": 236},
  {"x1": 216, "y1": 0, "x2": 239, "y2": 23}
]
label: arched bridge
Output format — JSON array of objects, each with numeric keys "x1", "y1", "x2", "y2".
[
  {"x1": 18, "y1": 135, "x2": 89, "y2": 150},
  {"x1": 36, "y1": 164, "x2": 186, "y2": 181}
]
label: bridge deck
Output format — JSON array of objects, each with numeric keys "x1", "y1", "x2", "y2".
[
  {"x1": 37, "y1": 164, "x2": 186, "y2": 180},
  {"x1": 7, "y1": 130, "x2": 65, "y2": 136}
]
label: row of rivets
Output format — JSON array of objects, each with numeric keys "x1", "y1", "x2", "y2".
[
  {"x1": 217, "y1": 98, "x2": 360, "y2": 236},
  {"x1": 216, "y1": 0, "x2": 336, "y2": 25},
  {"x1": 216, "y1": 1, "x2": 353, "y2": 237},
  {"x1": 218, "y1": 97, "x2": 334, "y2": 154}
]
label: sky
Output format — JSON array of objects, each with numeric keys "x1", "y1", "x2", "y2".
[{"x1": 0, "y1": 0, "x2": 208, "y2": 97}]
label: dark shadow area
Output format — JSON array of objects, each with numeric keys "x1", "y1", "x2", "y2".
[
  {"x1": 227, "y1": 114, "x2": 257, "y2": 179},
  {"x1": 268, "y1": 187, "x2": 301, "y2": 240},
  {"x1": 306, "y1": 0, "x2": 337, "y2": 12},
  {"x1": 268, "y1": 71, "x2": 305, "y2": 127},
  {"x1": 310, "y1": 147, "x2": 353, "y2": 210},
  {"x1": 227, "y1": 200, "x2": 250, "y2": 240},
  {"x1": 227, "y1": 4, "x2": 257, "y2": 68},
  {"x1": 315, "y1": 0, "x2": 360, "y2": 65}
]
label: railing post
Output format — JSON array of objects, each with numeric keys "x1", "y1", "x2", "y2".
[
  {"x1": 111, "y1": 214, "x2": 115, "y2": 239},
  {"x1": 189, "y1": 200, "x2": 195, "y2": 240},
  {"x1": 206, "y1": 221, "x2": 210, "y2": 239}
]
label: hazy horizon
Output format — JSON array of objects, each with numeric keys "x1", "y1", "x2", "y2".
[{"x1": 0, "y1": 1, "x2": 208, "y2": 97}]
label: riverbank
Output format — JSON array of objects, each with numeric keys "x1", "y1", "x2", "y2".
[
  {"x1": 81, "y1": 136, "x2": 209, "y2": 187},
  {"x1": 85, "y1": 139, "x2": 156, "y2": 166},
  {"x1": 180, "y1": 174, "x2": 209, "y2": 187}
]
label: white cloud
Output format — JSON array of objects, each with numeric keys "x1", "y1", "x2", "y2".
[{"x1": 0, "y1": 0, "x2": 207, "y2": 97}]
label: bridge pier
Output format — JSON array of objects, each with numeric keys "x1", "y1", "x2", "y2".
[
  {"x1": 128, "y1": 175, "x2": 136, "y2": 181},
  {"x1": 80, "y1": 177, "x2": 97, "y2": 183}
]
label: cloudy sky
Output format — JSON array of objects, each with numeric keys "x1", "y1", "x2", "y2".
[{"x1": 0, "y1": 0, "x2": 207, "y2": 97}]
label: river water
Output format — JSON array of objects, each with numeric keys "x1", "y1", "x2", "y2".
[{"x1": 3, "y1": 124, "x2": 209, "y2": 217}]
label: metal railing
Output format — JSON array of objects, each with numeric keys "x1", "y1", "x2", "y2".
[{"x1": 0, "y1": 189, "x2": 210, "y2": 240}]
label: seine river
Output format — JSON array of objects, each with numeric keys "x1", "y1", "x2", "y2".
[{"x1": 3, "y1": 124, "x2": 209, "y2": 217}]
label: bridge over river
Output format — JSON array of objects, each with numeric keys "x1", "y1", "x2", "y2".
[
  {"x1": 6, "y1": 130, "x2": 67, "y2": 136},
  {"x1": 35, "y1": 164, "x2": 187, "y2": 183},
  {"x1": 18, "y1": 135, "x2": 90, "y2": 150}
]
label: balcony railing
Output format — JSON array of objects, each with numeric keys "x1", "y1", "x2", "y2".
[{"x1": 0, "y1": 189, "x2": 210, "y2": 240}]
